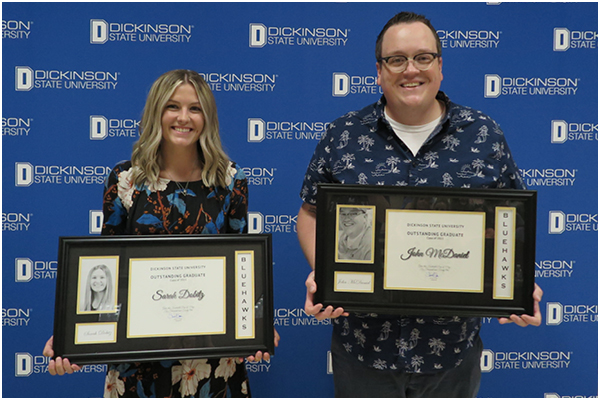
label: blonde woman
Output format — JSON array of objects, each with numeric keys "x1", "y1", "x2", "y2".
[{"x1": 44, "y1": 70, "x2": 278, "y2": 397}]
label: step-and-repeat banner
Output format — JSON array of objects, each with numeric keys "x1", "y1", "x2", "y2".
[{"x1": 3, "y1": 2, "x2": 597, "y2": 398}]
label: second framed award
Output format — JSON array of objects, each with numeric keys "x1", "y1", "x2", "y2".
[{"x1": 314, "y1": 183, "x2": 537, "y2": 318}]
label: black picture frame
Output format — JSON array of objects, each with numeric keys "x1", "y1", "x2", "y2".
[
  {"x1": 53, "y1": 234, "x2": 274, "y2": 364},
  {"x1": 315, "y1": 183, "x2": 537, "y2": 317}
]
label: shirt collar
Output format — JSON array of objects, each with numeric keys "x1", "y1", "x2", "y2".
[{"x1": 374, "y1": 91, "x2": 451, "y2": 139}]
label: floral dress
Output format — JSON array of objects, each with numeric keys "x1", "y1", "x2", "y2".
[{"x1": 101, "y1": 160, "x2": 250, "y2": 398}]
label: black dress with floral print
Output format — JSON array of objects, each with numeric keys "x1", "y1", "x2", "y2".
[{"x1": 101, "y1": 160, "x2": 250, "y2": 398}]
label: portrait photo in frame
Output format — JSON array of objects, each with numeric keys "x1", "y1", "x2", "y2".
[
  {"x1": 76, "y1": 256, "x2": 119, "y2": 314},
  {"x1": 335, "y1": 205, "x2": 376, "y2": 264}
]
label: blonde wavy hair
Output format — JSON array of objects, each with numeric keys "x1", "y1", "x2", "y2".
[{"x1": 130, "y1": 69, "x2": 230, "y2": 188}]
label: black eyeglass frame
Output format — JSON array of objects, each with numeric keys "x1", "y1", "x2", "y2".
[{"x1": 377, "y1": 52, "x2": 441, "y2": 71}]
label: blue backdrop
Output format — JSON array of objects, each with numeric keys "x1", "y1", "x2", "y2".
[{"x1": 3, "y1": 2, "x2": 598, "y2": 398}]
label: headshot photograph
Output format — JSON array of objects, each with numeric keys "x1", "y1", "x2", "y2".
[
  {"x1": 77, "y1": 257, "x2": 118, "y2": 314},
  {"x1": 335, "y1": 205, "x2": 375, "y2": 263}
]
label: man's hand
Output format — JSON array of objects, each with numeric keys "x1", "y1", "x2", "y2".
[
  {"x1": 498, "y1": 283, "x2": 543, "y2": 327},
  {"x1": 305, "y1": 271, "x2": 347, "y2": 320}
]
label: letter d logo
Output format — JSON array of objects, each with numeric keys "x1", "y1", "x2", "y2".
[
  {"x1": 484, "y1": 75, "x2": 501, "y2": 98},
  {"x1": 15, "y1": 258, "x2": 33, "y2": 282},
  {"x1": 15, "y1": 66, "x2": 33, "y2": 91},
  {"x1": 15, "y1": 162, "x2": 33, "y2": 187},
  {"x1": 546, "y1": 302, "x2": 563, "y2": 326},
  {"x1": 554, "y1": 28, "x2": 570, "y2": 51},
  {"x1": 248, "y1": 212, "x2": 264, "y2": 233},
  {"x1": 90, "y1": 19, "x2": 108, "y2": 44},
  {"x1": 248, "y1": 118, "x2": 265, "y2": 142},
  {"x1": 89, "y1": 210, "x2": 103, "y2": 234},
  {"x1": 15, "y1": 353, "x2": 32, "y2": 377},
  {"x1": 480, "y1": 349, "x2": 494, "y2": 372},
  {"x1": 332, "y1": 73, "x2": 350, "y2": 97},
  {"x1": 551, "y1": 120, "x2": 568, "y2": 144},
  {"x1": 249, "y1": 24, "x2": 266, "y2": 48},
  {"x1": 90, "y1": 116, "x2": 108, "y2": 140},
  {"x1": 549, "y1": 211, "x2": 565, "y2": 234}
]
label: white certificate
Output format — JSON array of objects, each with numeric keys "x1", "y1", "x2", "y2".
[
  {"x1": 127, "y1": 257, "x2": 226, "y2": 338},
  {"x1": 384, "y1": 210, "x2": 485, "y2": 292}
]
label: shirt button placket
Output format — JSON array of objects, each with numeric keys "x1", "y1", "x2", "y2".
[{"x1": 409, "y1": 158, "x2": 420, "y2": 185}]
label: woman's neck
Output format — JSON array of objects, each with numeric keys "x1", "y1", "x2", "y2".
[{"x1": 160, "y1": 147, "x2": 203, "y2": 181}]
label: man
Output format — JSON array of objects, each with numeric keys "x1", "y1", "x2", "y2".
[{"x1": 297, "y1": 11, "x2": 542, "y2": 398}]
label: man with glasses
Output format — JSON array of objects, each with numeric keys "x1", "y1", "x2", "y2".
[{"x1": 297, "y1": 11, "x2": 542, "y2": 397}]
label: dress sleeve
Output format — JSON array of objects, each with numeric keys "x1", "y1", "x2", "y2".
[
  {"x1": 101, "y1": 161, "x2": 130, "y2": 235},
  {"x1": 226, "y1": 164, "x2": 249, "y2": 234}
]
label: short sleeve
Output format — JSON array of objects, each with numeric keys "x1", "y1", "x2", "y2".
[
  {"x1": 490, "y1": 123, "x2": 527, "y2": 190},
  {"x1": 299, "y1": 129, "x2": 334, "y2": 205},
  {"x1": 101, "y1": 161, "x2": 131, "y2": 236}
]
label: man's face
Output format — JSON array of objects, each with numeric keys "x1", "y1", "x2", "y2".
[
  {"x1": 339, "y1": 208, "x2": 367, "y2": 237},
  {"x1": 376, "y1": 22, "x2": 443, "y2": 125}
]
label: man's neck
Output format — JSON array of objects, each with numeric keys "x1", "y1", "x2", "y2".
[{"x1": 385, "y1": 100, "x2": 444, "y2": 126}]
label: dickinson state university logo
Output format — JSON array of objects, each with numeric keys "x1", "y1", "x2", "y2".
[
  {"x1": 14, "y1": 162, "x2": 109, "y2": 186},
  {"x1": 551, "y1": 120, "x2": 598, "y2": 144},
  {"x1": 248, "y1": 212, "x2": 296, "y2": 234},
  {"x1": 90, "y1": 116, "x2": 139, "y2": 140},
  {"x1": 546, "y1": 302, "x2": 598, "y2": 325},
  {"x1": 3, "y1": 117, "x2": 32, "y2": 136},
  {"x1": 249, "y1": 23, "x2": 349, "y2": 47},
  {"x1": 484, "y1": 74, "x2": 579, "y2": 97},
  {"x1": 332, "y1": 73, "x2": 382, "y2": 97},
  {"x1": 90, "y1": 19, "x2": 194, "y2": 44},
  {"x1": 90, "y1": 210, "x2": 103, "y2": 234},
  {"x1": 15, "y1": 66, "x2": 119, "y2": 91},
  {"x1": 480, "y1": 349, "x2": 572, "y2": 372},
  {"x1": 548, "y1": 211, "x2": 597, "y2": 234},
  {"x1": 15, "y1": 258, "x2": 57, "y2": 282},
  {"x1": 553, "y1": 27, "x2": 597, "y2": 51},
  {"x1": 14, "y1": 353, "x2": 106, "y2": 376},
  {"x1": 247, "y1": 118, "x2": 326, "y2": 142},
  {"x1": 2, "y1": 20, "x2": 32, "y2": 39}
]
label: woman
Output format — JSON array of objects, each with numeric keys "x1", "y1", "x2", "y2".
[
  {"x1": 82, "y1": 264, "x2": 114, "y2": 312},
  {"x1": 44, "y1": 69, "x2": 278, "y2": 397}
]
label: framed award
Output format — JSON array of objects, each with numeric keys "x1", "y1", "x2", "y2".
[
  {"x1": 52, "y1": 234, "x2": 274, "y2": 364},
  {"x1": 314, "y1": 183, "x2": 537, "y2": 317}
]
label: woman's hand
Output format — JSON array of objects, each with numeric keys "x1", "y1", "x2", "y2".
[
  {"x1": 43, "y1": 336, "x2": 81, "y2": 375},
  {"x1": 246, "y1": 328, "x2": 280, "y2": 362}
]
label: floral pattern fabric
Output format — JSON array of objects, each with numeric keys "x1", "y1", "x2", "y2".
[
  {"x1": 300, "y1": 92, "x2": 526, "y2": 374},
  {"x1": 102, "y1": 160, "x2": 250, "y2": 397}
]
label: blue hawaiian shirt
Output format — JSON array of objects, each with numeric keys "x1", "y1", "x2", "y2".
[{"x1": 300, "y1": 91, "x2": 526, "y2": 373}]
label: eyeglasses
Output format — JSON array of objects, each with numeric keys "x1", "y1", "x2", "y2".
[
  {"x1": 340, "y1": 209, "x2": 365, "y2": 218},
  {"x1": 378, "y1": 52, "x2": 440, "y2": 73}
]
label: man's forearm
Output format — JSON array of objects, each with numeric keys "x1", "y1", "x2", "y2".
[{"x1": 297, "y1": 202, "x2": 317, "y2": 269}]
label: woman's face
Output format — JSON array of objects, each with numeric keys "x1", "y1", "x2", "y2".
[
  {"x1": 161, "y1": 83, "x2": 205, "y2": 151},
  {"x1": 90, "y1": 269, "x2": 107, "y2": 293}
]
